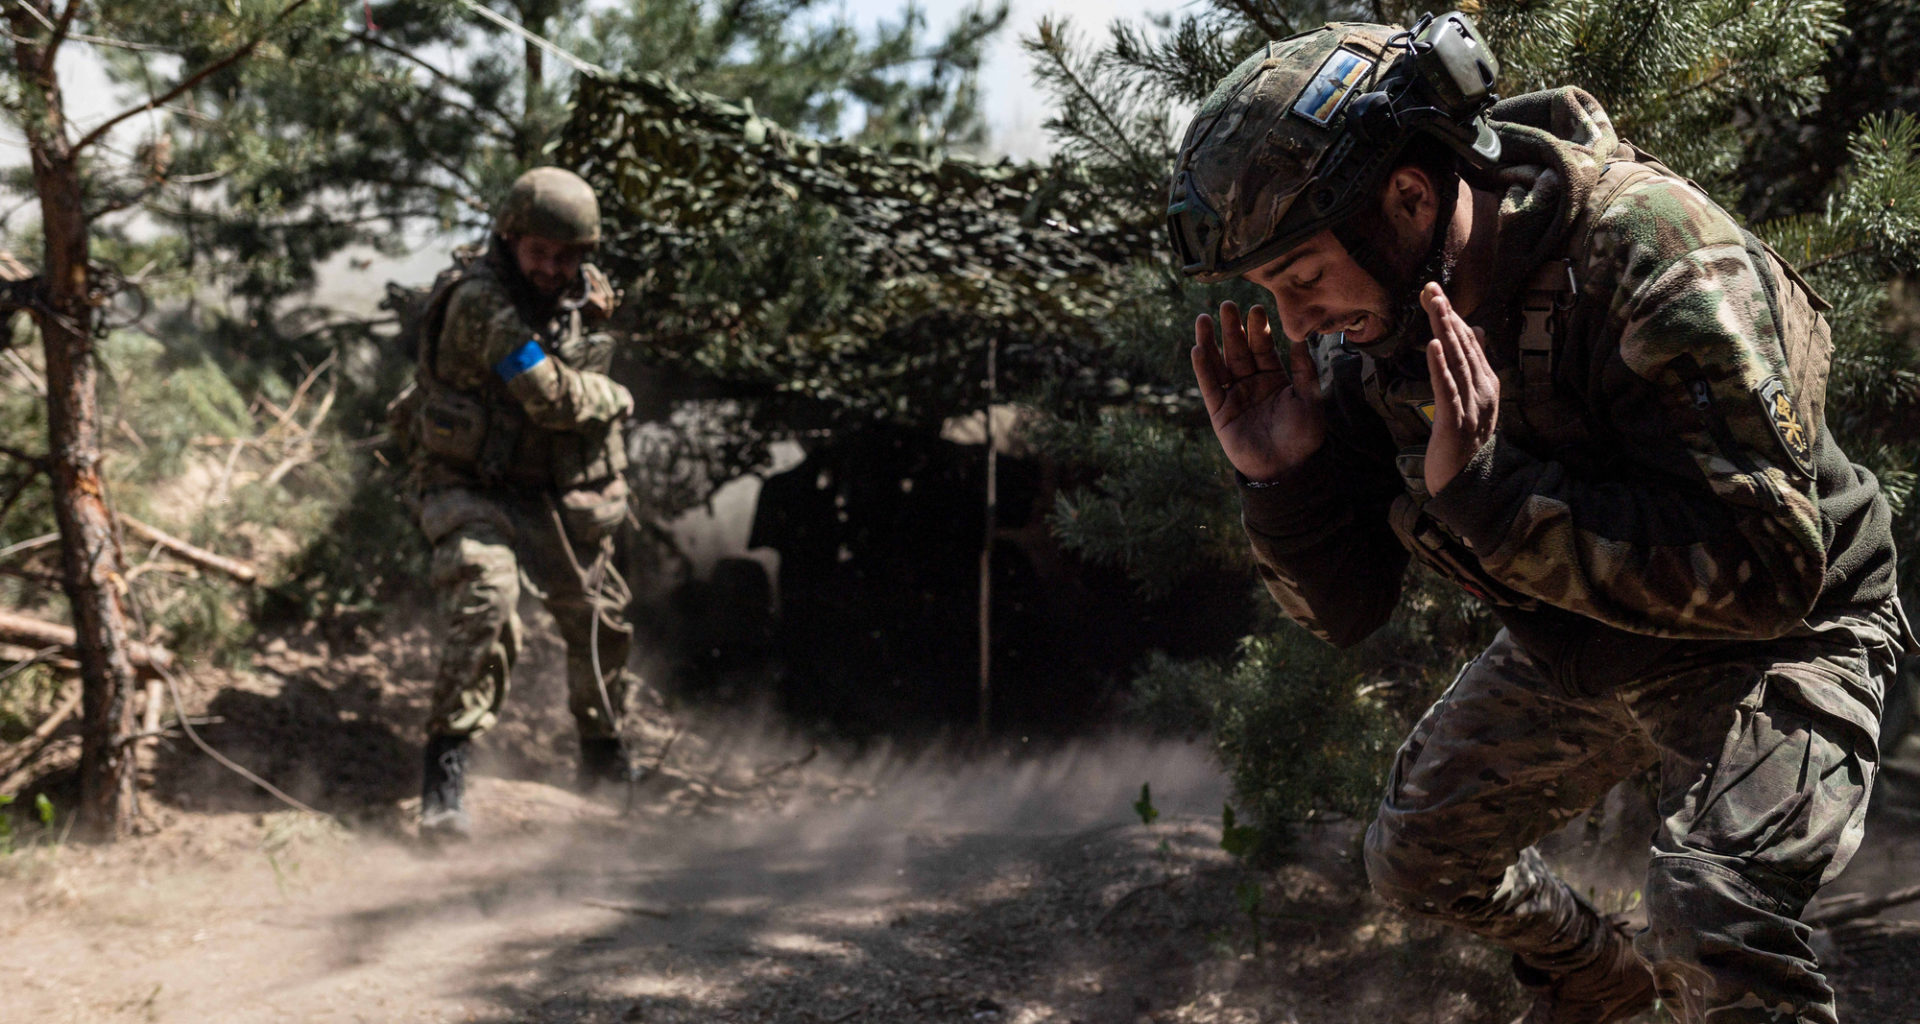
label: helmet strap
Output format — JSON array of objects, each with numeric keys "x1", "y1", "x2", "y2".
[{"x1": 1330, "y1": 162, "x2": 1460, "y2": 363}]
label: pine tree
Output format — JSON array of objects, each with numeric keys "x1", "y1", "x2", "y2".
[
  {"x1": 1026, "y1": 0, "x2": 1920, "y2": 845},
  {"x1": 0, "y1": 0, "x2": 335, "y2": 839}
]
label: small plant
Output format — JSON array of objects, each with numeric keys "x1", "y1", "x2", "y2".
[
  {"x1": 1220, "y1": 802, "x2": 1257, "y2": 858},
  {"x1": 0, "y1": 792, "x2": 58, "y2": 855},
  {"x1": 1132, "y1": 782, "x2": 1159, "y2": 826},
  {"x1": 1223, "y1": 803, "x2": 1264, "y2": 955}
]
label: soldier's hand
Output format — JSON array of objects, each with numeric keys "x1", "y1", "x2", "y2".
[
  {"x1": 1422, "y1": 282, "x2": 1498, "y2": 494},
  {"x1": 1191, "y1": 301, "x2": 1326, "y2": 482}
]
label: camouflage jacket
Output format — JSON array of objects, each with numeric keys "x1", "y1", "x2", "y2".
[
  {"x1": 1240, "y1": 88, "x2": 1899, "y2": 697},
  {"x1": 408, "y1": 242, "x2": 632, "y2": 495}
]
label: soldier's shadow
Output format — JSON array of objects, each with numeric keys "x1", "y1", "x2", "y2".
[{"x1": 147, "y1": 669, "x2": 416, "y2": 820}]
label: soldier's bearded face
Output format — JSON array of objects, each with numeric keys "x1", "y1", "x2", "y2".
[
  {"x1": 511, "y1": 235, "x2": 589, "y2": 297},
  {"x1": 1246, "y1": 229, "x2": 1397, "y2": 347}
]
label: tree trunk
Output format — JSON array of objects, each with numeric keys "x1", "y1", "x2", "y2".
[
  {"x1": 518, "y1": 0, "x2": 547, "y2": 119},
  {"x1": 10, "y1": 4, "x2": 142, "y2": 839}
]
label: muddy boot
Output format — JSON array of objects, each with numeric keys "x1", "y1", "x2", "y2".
[
  {"x1": 419, "y1": 734, "x2": 473, "y2": 843},
  {"x1": 1510, "y1": 915, "x2": 1657, "y2": 1024},
  {"x1": 576, "y1": 735, "x2": 632, "y2": 794}
]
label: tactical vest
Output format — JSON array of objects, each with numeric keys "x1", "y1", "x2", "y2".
[
  {"x1": 406, "y1": 252, "x2": 629, "y2": 493},
  {"x1": 1362, "y1": 153, "x2": 1834, "y2": 608}
]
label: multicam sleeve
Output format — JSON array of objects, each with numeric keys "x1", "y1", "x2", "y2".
[
  {"x1": 1241, "y1": 450, "x2": 1409, "y2": 647},
  {"x1": 1425, "y1": 178, "x2": 1826, "y2": 640},
  {"x1": 439, "y1": 280, "x2": 633, "y2": 431},
  {"x1": 1238, "y1": 364, "x2": 1410, "y2": 648}
]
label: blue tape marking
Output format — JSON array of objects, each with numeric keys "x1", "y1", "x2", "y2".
[{"x1": 494, "y1": 339, "x2": 548, "y2": 382}]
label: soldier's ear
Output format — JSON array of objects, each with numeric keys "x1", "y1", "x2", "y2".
[{"x1": 1379, "y1": 166, "x2": 1438, "y2": 240}]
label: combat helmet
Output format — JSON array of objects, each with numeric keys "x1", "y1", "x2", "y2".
[
  {"x1": 495, "y1": 166, "x2": 601, "y2": 245},
  {"x1": 1167, "y1": 12, "x2": 1502, "y2": 283}
]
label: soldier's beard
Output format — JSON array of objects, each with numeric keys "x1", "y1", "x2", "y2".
[
  {"x1": 1372, "y1": 242, "x2": 1456, "y2": 361},
  {"x1": 1333, "y1": 174, "x2": 1460, "y2": 362}
]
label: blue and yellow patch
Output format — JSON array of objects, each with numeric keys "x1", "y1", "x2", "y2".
[
  {"x1": 1291, "y1": 48, "x2": 1374, "y2": 127},
  {"x1": 493, "y1": 339, "x2": 548, "y2": 382}
]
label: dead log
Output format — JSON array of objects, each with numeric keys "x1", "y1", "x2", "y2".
[
  {"x1": 118, "y1": 514, "x2": 258, "y2": 585},
  {"x1": 0, "y1": 610, "x2": 175, "y2": 674}
]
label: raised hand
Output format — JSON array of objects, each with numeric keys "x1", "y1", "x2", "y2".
[
  {"x1": 1191, "y1": 301, "x2": 1326, "y2": 482},
  {"x1": 1421, "y1": 282, "x2": 1498, "y2": 494}
]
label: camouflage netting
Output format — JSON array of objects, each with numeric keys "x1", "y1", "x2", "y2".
[{"x1": 555, "y1": 71, "x2": 1155, "y2": 426}]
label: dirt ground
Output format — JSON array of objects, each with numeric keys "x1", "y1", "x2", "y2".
[{"x1": 3, "y1": 619, "x2": 1919, "y2": 1024}]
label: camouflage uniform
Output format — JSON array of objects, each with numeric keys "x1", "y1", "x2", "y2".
[
  {"x1": 1238, "y1": 87, "x2": 1911, "y2": 1021},
  {"x1": 406, "y1": 242, "x2": 635, "y2": 743}
]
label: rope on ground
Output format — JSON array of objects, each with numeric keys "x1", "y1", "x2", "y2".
[
  {"x1": 154, "y1": 661, "x2": 335, "y2": 823},
  {"x1": 105, "y1": 493, "x2": 337, "y2": 825}
]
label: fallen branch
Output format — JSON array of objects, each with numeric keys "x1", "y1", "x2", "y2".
[
  {"x1": 0, "y1": 681, "x2": 81, "y2": 789},
  {"x1": 0, "y1": 609, "x2": 175, "y2": 674},
  {"x1": 0, "y1": 737, "x2": 78, "y2": 796},
  {"x1": 0, "y1": 643, "x2": 70, "y2": 679},
  {"x1": 1806, "y1": 884, "x2": 1920, "y2": 927},
  {"x1": 118, "y1": 514, "x2": 258, "y2": 585},
  {"x1": 0, "y1": 532, "x2": 59, "y2": 563},
  {"x1": 1, "y1": 348, "x2": 45, "y2": 397},
  {"x1": 136, "y1": 677, "x2": 164, "y2": 760}
]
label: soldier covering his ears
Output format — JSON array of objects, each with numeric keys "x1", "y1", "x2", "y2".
[
  {"x1": 393, "y1": 166, "x2": 638, "y2": 841},
  {"x1": 1172, "y1": 14, "x2": 1913, "y2": 1023}
]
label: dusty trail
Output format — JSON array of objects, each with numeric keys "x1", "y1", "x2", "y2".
[
  {"x1": 7, "y1": 617, "x2": 1918, "y2": 1024},
  {"x1": 3, "y1": 735, "x2": 1257, "y2": 1024}
]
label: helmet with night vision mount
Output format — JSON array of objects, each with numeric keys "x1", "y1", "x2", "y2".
[{"x1": 1166, "y1": 12, "x2": 1502, "y2": 283}]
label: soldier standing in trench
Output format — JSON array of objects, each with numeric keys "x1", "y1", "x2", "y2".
[
  {"x1": 396, "y1": 166, "x2": 638, "y2": 841},
  {"x1": 1169, "y1": 14, "x2": 1913, "y2": 1023}
]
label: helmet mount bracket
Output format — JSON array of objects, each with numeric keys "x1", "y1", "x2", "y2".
[{"x1": 1168, "y1": 11, "x2": 1502, "y2": 282}]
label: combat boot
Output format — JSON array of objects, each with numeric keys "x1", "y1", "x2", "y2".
[
  {"x1": 1510, "y1": 915, "x2": 1657, "y2": 1024},
  {"x1": 419, "y1": 734, "x2": 473, "y2": 842},
  {"x1": 576, "y1": 735, "x2": 632, "y2": 794}
]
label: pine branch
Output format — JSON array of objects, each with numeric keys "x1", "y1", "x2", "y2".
[
  {"x1": 73, "y1": 0, "x2": 319, "y2": 154},
  {"x1": 45, "y1": 0, "x2": 78, "y2": 65},
  {"x1": 348, "y1": 29, "x2": 517, "y2": 134},
  {"x1": 1025, "y1": 19, "x2": 1158, "y2": 194},
  {"x1": 1216, "y1": 0, "x2": 1290, "y2": 40},
  {"x1": 1794, "y1": 244, "x2": 1870, "y2": 275}
]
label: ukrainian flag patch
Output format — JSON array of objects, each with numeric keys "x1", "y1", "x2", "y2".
[
  {"x1": 1292, "y1": 48, "x2": 1373, "y2": 126},
  {"x1": 494, "y1": 339, "x2": 548, "y2": 382}
]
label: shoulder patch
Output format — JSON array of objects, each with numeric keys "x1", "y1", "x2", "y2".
[{"x1": 1757, "y1": 375, "x2": 1814, "y2": 475}]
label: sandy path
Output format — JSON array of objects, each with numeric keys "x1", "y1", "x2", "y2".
[
  {"x1": 3, "y1": 735, "x2": 1234, "y2": 1024},
  {"x1": 11, "y1": 722, "x2": 1920, "y2": 1024}
]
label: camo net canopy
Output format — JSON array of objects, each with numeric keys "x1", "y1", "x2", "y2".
[{"x1": 556, "y1": 70, "x2": 1154, "y2": 423}]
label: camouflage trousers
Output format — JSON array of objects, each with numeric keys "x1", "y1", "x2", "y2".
[
  {"x1": 1364, "y1": 603, "x2": 1906, "y2": 1023},
  {"x1": 417, "y1": 487, "x2": 633, "y2": 741}
]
